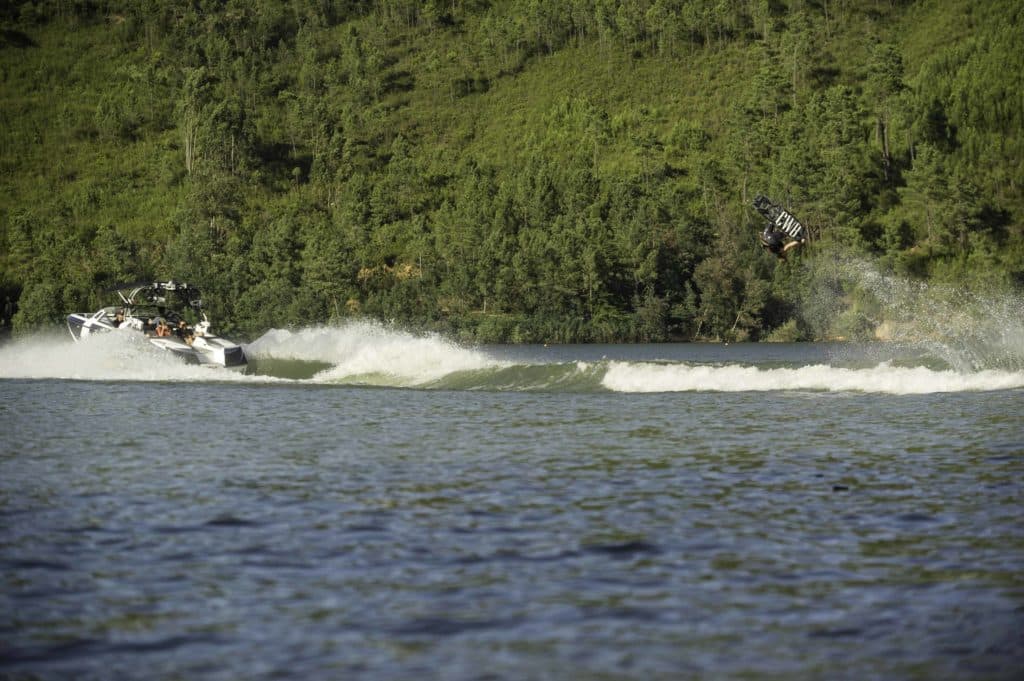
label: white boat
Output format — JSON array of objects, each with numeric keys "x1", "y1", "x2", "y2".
[{"x1": 66, "y1": 281, "x2": 247, "y2": 369}]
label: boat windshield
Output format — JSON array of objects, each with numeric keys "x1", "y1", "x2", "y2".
[{"x1": 126, "y1": 306, "x2": 189, "y2": 324}]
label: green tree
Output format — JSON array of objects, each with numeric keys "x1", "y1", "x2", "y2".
[{"x1": 866, "y1": 42, "x2": 905, "y2": 184}]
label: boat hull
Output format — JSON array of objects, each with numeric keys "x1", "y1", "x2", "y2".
[{"x1": 66, "y1": 311, "x2": 247, "y2": 369}]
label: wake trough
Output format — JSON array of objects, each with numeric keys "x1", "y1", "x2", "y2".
[{"x1": 2, "y1": 318, "x2": 1022, "y2": 394}]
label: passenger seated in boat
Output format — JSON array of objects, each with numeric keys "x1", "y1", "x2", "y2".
[
  {"x1": 175, "y1": 320, "x2": 195, "y2": 345},
  {"x1": 155, "y1": 319, "x2": 172, "y2": 337},
  {"x1": 112, "y1": 309, "x2": 125, "y2": 327}
]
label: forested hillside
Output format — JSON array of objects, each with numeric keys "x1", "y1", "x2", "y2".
[{"x1": 2, "y1": 0, "x2": 1022, "y2": 342}]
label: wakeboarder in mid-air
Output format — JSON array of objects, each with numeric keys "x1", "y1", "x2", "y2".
[{"x1": 753, "y1": 195, "x2": 808, "y2": 260}]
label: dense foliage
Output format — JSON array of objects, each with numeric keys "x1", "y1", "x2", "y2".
[{"x1": 2, "y1": 0, "x2": 1022, "y2": 342}]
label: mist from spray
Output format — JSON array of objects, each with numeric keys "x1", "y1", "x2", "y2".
[
  {"x1": 800, "y1": 254, "x2": 1024, "y2": 371},
  {"x1": 0, "y1": 329, "x2": 262, "y2": 383}
]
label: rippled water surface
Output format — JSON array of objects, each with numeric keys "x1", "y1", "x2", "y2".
[{"x1": 2, "y1": 331, "x2": 1023, "y2": 680}]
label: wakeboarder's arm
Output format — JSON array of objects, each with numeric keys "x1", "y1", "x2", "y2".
[{"x1": 782, "y1": 240, "x2": 802, "y2": 254}]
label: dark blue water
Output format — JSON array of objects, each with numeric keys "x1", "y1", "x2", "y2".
[{"x1": 2, "y1": 336, "x2": 1023, "y2": 680}]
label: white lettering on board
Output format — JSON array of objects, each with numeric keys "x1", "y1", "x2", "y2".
[{"x1": 774, "y1": 210, "x2": 804, "y2": 238}]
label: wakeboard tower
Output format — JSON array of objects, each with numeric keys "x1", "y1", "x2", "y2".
[
  {"x1": 753, "y1": 195, "x2": 809, "y2": 258},
  {"x1": 66, "y1": 280, "x2": 247, "y2": 369}
]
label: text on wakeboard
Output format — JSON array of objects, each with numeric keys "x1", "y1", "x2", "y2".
[{"x1": 773, "y1": 210, "x2": 805, "y2": 239}]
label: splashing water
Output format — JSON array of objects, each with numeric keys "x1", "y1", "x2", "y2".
[
  {"x1": 801, "y1": 255, "x2": 1024, "y2": 371},
  {"x1": 2, "y1": 318, "x2": 1022, "y2": 393},
  {"x1": 0, "y1": 330, "x2": 259, "y2": 383},
  {"x1": 246, "y1": 321, "x2": 507, "y2": 385}
]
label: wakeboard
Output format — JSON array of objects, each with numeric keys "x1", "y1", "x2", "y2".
[{"x1": 752, "y1": 195, "x2": 808, "y2": 242}]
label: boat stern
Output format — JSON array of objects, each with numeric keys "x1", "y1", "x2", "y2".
[
  {"x1": 223, "y1": 345, "x2": 247, "y2": 368},
  {"x1": 190, "y1": 335, "x2": 248, "y2": 368}
]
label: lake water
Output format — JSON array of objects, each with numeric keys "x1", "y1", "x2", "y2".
[{"x1": 2, "y1": 322, "x2": 1022, "y2": 680}]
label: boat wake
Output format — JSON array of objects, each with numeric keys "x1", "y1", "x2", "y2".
[
  {"x1": 246, "y1": 324, "x2": 502, "y2": 386},
  {"x1": 600, "y1": 360, "x2": 1024, "y2": 394},
  {"x1": 2, "y1": 319, "x2": 1023, "y2": 394}
]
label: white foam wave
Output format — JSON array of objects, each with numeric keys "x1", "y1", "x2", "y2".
[
  {"x1": 601, "y1": 361, "x2": 1024, "y2": 394},
  {"x1": 246, "y1": 321, "x2": 506, "y2": 385},
  {"x1": 0, "y1": 331, "x2": 262, "y2": 383}
]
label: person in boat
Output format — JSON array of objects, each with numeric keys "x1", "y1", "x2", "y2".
[
  {"x1": 155, "y1": 319, "x2": 172, "y2": 337},
  {"x1": 760, "y1": 225, "x2": 804, "y2": 260},
  {"x1": 175, "y1": 320, "x2": 195, "y2": 345},
  {"x1": 113, "y1": 309, "x2": 125, "y2": 327}
]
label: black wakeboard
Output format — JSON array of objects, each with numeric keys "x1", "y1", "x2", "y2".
[{"x1": 752, "y1": 195, "x2": 808, "y2": 241}]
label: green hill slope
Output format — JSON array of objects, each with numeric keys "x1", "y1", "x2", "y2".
[{"x1": 2, "y1": 0, "x2": 1021, "y2": 342}]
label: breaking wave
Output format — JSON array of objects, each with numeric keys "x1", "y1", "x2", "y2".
[
  {"x1": 246, "y1": 322, "x2": 504, "y2": 386},
  {"x1": 600, "y1": 361, "x2": 1024, "y2": 394},
  {"x1": 2, "y1": 319, "x2": 1022, "y2": 394}
]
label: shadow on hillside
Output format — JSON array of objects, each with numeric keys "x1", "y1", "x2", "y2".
[
  {"x1": 1, "y1": 29, "x2": 38, "y2": 48},
  {"x1": 255, "y1": 141, "x2": 312, "y2": 185}
]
